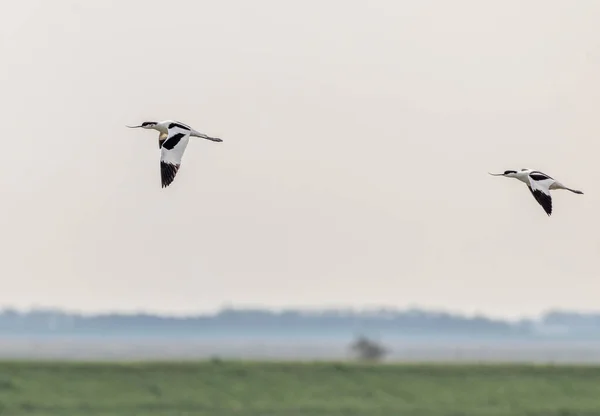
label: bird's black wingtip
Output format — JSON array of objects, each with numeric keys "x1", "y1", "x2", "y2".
[{"x1": 160, "y1": 161, "x2": 180, "y2": 188}]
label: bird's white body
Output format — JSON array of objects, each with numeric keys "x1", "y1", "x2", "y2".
[
  {"x1": 127, "y1": 119, "x2": 222, "y2": 188},
  {"x1": 512, "y1": 169, "x2": 533, "y2": 185},
  {"x1": 489, "y1": 168, "x2": 583, "y2": 216},
  {"x1": 145, "y1": 120, "x2": 214, "y2": 141}
]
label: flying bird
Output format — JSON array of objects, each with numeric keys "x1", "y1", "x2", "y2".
[
  {"x1": 488, "y1": 169, "x2": 583, "y2": 216},
  {"x1": 127, "y1": 120, "x2": 222, "y2": 188}
]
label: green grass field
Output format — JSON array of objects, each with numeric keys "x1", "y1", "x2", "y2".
[{"x1": 0, "y1": 360, "x2": 599, "y2": 415}]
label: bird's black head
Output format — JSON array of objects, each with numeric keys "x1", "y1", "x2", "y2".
[
  {"x1": 126, "y1": 121, "x2": 158, "y2": 129},
  {"x1": 503, "y1": 170, "x2": 517, "y2": 175}
]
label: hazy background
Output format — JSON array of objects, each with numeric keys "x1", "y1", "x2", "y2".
[{"x1": 1, "y1": 0, "x2": 600, "y2": 327}]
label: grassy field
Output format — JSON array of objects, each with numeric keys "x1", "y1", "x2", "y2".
[{"x1": 0, "y1": 361, "x2": 599, "y2": 415}]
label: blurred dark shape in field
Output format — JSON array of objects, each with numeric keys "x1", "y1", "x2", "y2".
[{"x1": 350, "y1": 335, "x2": 388, "y2": 362}]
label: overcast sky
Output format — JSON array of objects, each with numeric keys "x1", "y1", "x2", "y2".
[{"x1": 1, "y1": 0, "x2": 599, "y2": 319}]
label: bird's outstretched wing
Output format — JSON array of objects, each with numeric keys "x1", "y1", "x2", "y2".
[
  {"x1": 529, "y1": 170, "x2": 554, "y2": 181},
  {"x1": 527, "y1": 174, "x2": 553, "y2": 216},
  {"x1": 160, "y1": 126, "x2": 191, "y2": 188}
]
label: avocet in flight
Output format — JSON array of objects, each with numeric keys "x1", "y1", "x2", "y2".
[
  {"x1": 488, "y1": 169, "x2": 583, "y2": 216},
  {"x1": 127, "y1": 120, "x2": 222, "y2": 188}
]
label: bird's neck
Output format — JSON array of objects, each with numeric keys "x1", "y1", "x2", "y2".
[{"x1": 153, "y1": 125, "x2": 169, "y2": 134}]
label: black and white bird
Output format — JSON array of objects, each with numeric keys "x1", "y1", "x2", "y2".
[
  {"x1": 488, "y1": 169, "x2": 583, "y2": 216},
  {"x1": 127, "y1": 120, "x2": 222, "y2": 188}
]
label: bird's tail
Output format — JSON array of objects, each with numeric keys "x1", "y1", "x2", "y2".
[
  {"x1": 191, "y1": 129, "x2": 223, "y2": 142},
  {"x1": 567, "y1": 188, "x2": 584, "y2": 195},
  {"x1": 553, "y1": 182, "x2": 584, "y2": 194}
]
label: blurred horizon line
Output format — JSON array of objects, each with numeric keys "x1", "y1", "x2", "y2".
[{"x1": 2, "y1": 303, "x2": 599, "y2": 322}]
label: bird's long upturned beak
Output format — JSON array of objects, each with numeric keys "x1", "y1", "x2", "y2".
[
  {"x1": 488, "y1": 172, "x2": 505, "y2": 176},
  {"x1": 126, "y1": 125, "x2": 143, "y2": 128}
]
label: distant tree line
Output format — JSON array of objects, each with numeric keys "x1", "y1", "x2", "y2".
[{"x1": 0, "y1": 307, "x2": 597, "y2": 339}]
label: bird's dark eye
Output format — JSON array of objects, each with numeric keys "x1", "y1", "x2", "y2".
[{"x1": 504, "y1": 170, "x2": 516, "y2": 175}]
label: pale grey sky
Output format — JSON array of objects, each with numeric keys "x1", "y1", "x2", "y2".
[{"x1": 1, "y1": 0, "x2": 600, "y2": 319}]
